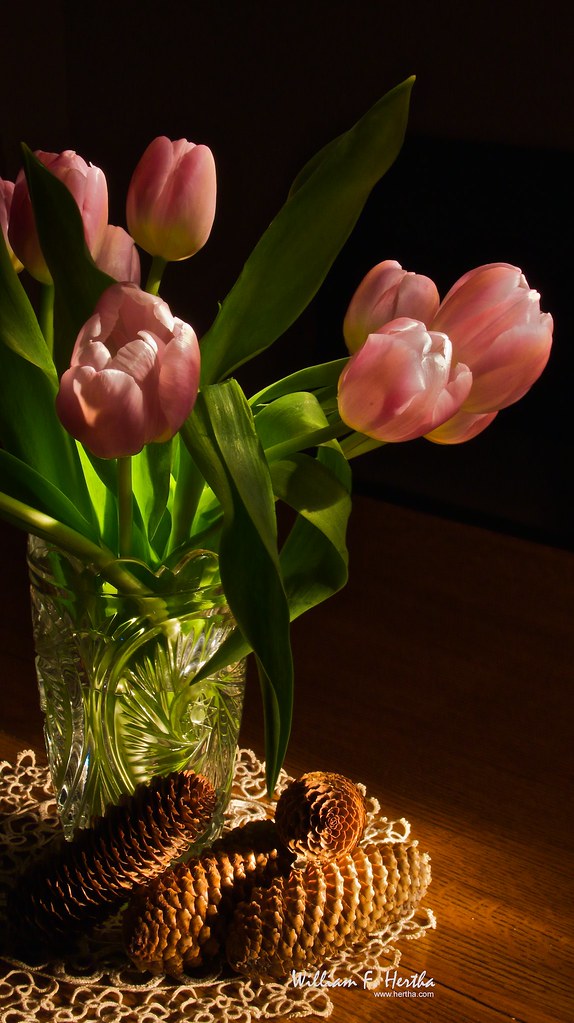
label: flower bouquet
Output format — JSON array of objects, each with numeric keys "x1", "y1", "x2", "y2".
[{"x1": 0, "y1": 77, "x2": 553, "y2": 833}]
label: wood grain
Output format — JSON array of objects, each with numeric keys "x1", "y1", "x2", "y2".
[{"x1": 1, "y1": 497, "x2": 572, "y2": 1023}]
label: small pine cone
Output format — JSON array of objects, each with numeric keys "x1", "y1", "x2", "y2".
[
  {"x1": 123, "y1": 819, "x2": 295, "y2": 978},
  {"x1": 8, "y1": 770, "x2": 216, "y2": 949},
  {"x1": 275, "y1": 772, "x2": 367, "y2": 860},
  {"x1": 226, "y1": 841, "x2": 431, "y2": 979}
]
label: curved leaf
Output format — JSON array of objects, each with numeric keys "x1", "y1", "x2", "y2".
[
  {"x1": 200, "y1": 77, "x2": 414, "y2": 384},
  {"x1": 250, "y1": 358, "x2": 347, "y2": 410},
  {"x1": 0, "y1": 228, "x2": 57, "y2": 379},
  {"x1": 0, "y1": 450, "x2": 99, "y2": 540},
  {"x1": 275, "y1": 446, "x2": 351, "y2": 621},
  {"x1": 0, "y1": 342, "x2": 95, "y2": 524},
  {"x1": 182, "y1": 381, "x2": 293, "y2": 792}
]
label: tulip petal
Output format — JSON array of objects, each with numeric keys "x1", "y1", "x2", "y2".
[
  {"x1": 157, "y1": 321, "x2": 201, "y2": 436},
  {"x1": 57, "y1": 366, "x2": 147, "y2": 458},
  {"x1": 343, "y1": 258, "x2": 440, "y2": 353},
  {"x1": 462, "y1": 318, "x2": 553, "y2": 412},
  {"x1": 57, "y1": 283, "x2": 201, "y2": 458},
  {"x1": 338, "y1": 318, "x2": 468, "y2": 442},
  {"x1": 426, "y1": 409, "x2": 498, "y2": 444}
]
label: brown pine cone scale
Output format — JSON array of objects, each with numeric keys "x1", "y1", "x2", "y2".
[
  {"x1": 8, "y1": 770, "x2": 216, "y2": 949},
  {"x1": 123, "y1": 819, "x2": 295, "y2": 978},
  {"x1": 226, "y1": 841, "x2": 431, "y2": 979}
]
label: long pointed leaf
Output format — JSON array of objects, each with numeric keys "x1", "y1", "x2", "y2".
[
  {"x1": 0, "y1": 342, "x2": 95, "y2": 523},
  {"x1": 0, "y1": 227, "x2": 57, "y2": 379},
  {"x1": 182, "y1": 381, "x2": 293, "y2": 792},
  {"x1": 200, "y1": 77, "x2": 414, "y2": 384},
  {"x1": 0, "y1": 450, "x2": 99, "y2": 540},
  {"x1": 274, "y1": 446, "x2": 351, "y2": 620}
]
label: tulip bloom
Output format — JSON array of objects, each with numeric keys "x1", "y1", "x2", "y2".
[
  {"x1": 9, "y1": 150, "x2": 108, "y2": 284},
  {"x1": 56, "y1": 283, "x2": 200, "y2": 458},
  {"x1": 343, "y1": 259, "x2": 440, "y2": 354},
  {"x1": 0, "y1": 179, "x2": 23, "y2": 272},
  {"x1": 126, "y1": 136, "x2": 216, "y2": 262},
  {"x1": 95, "y1": 225, "x2": 141, "y2": 284},
  {"x1": 430, "y1": 262, "x2": 553, "y2": 415},
  {"x1": 338, "y1": 317, "x2": 472, "y2": 442}
]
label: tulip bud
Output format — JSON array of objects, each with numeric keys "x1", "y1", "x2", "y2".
[
  {"x1": 126, "y1": 136, "x2": 217, "y2": 262},
  {"x1": 343, "y1": 259, "x2": 440, "y2": 354},
  {"x1": 9, "y1": 150, "x2": 109, "y2": 284},
  {"x1": 95, "y1": 225, "x2": 141, "y2": 284},
  {"x1": 431, "y1": 263, "x2": 553, "y2": 414},
  {"x1": 0, "y1": 178, "x2": 23, "y2": 272},
  {"x1": 56, "y1": 283, "x2": 200, "y2": 459},
  {"x1": 337, "y1": 317, "x2": 472, "y2": 442}
]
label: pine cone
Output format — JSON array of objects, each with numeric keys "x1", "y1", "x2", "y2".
[
  {"x1": 8, "y1": 770, "x2": 216, "y2": 950},
  {"x1": 226, "y1": 841, "x2": 431, "y2": 979},
  {"x1": 123, "y1": 819, "x2": 295, "y2": 978},
  {"x1": 275, "y1": 772, "x2": 367, "y2": 860}
]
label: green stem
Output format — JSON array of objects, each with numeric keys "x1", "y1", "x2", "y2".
[
  {"x1": 0, "y1": 490, "x2": 148, "y2": 594},
  {"x1": 341, "y1": 433, "x2": 387, "y2": 459},
  {"x1": 169, "y1": 445, "x2": 206, "y2": 554},
  {"x1": 39, "y1": 284, "x2": 55, "y2": 355},
  {"x1": 264, "y1": 418, "x2": 351, "y2": 463},
  {"x1": 145, "y1": 255, "x2": 167, "y2": 296},
  {"x1": 117, "y1": 456, "x2": 133, "y2": 558}
]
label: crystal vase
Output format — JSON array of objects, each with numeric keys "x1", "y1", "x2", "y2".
[{"x1": 27, "y1": 536, "x2": 245, "y2": 840}]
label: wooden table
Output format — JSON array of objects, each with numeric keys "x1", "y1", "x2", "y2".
[{"x1": 1, "y1": 497, "x2": 572, "y2": 1023}]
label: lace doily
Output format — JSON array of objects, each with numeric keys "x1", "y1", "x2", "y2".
[{"x1": 0, "y1": 749, "x2": 435, "y2": 1022}]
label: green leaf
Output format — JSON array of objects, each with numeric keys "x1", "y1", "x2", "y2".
[
  {"x1": 273, "y1": 446, "x2": 351, "y2": 621},
  {"x1": 250, "y1": 358, "x2": 347, "y2": 409},
  {"x1": 132, "y1": 440, "x2": 174, "y2": 551},
  {"x1": 254, "y1": 391, "x2": 334, "y2": 451},
  {"x1": 0, "y1": 341, "x2": 95, "y2": 524},
  {"x1": 22, "y1": 146, "x2": 114, "y2": 376},
  {"x1": 182, "y1": 381, "x2": 293, "y2": 792},
  {"x1": 0, "y1": 227, "x2": 57, "y2": 380},
  {"x1": 193, "y1": 443, "x2": 352, "y2": 686},
  {"x1": 76, "y1": 444, "x2": 119, "y2": 549},
  {"x1": 0, "y1": 450, "x2": 99, "y2": 540},
  {"x1": 200, "y1": 77, "x2": 414, "y2": 384}
]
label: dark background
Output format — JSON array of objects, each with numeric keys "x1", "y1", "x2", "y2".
[{"x1": 1, "y1": 0, "x2": 572, "y2": 548}]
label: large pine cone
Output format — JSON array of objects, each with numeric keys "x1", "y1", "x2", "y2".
[
  {"x1": 275, "y1": 772, "x2": 367, "y2": 860},
  {"x1": 8, "y1": 770, "x2": 216, "y2": 949},
  {"x1": 226, "y1": 841, "x2": 431, "y2": 979},
  {"x1": 123, "y1": 819, "x2": 295, "y2": 978}
]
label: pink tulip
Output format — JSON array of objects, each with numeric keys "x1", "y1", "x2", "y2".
[
  {"x1": 0, "y1": 179, "x2": 23, "y2": 272},
  {"x1": 337, "y1": 317, "x2": 472, "y2": 442},
  {"x1": 95, "y1": 225, "x2": 141, "y2": 284},
  {"x1": 343, "y1": 259, "x2": 440, "y2": 354},
  {"x1": 9, "y1": 150, "x2": 108, "y2": 284},
  {"x1": 126, "y1": 136, "x2": 216, "y2": 262},
  {"x1": 431, "y1": 263, "x2": 553, "y2": 415},
  {"x1": 56, "y1": 283, "x2": 200, "y2": 458}
]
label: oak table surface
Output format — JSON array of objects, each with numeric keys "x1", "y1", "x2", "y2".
[{"x1": 0, "y1": 496, "x2": 572, "y2": 1023}]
